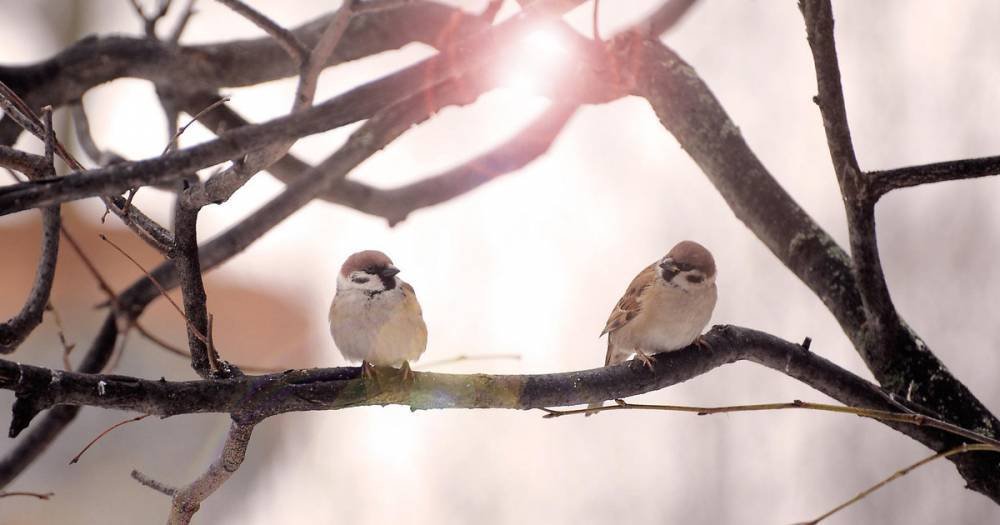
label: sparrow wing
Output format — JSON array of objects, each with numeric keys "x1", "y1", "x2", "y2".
[
  {"x1": 400, "y1": 282, "x2": 423, "y2": 317},
  {"x1": 601, "y1": 263, "x2": 656, "y2": 338}
]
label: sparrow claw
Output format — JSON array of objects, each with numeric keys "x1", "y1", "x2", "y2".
[
  {"x1": 693, "y1": 335, "x2": 713, "y2": 352},
  {"x1": 633, "y1": 349, "x2": 656, "y2": 371},
  {"x1": 361, "y1": 360, "x2": 382, "y2": 391},
  {"x1": 399, "y1": 361, "x2": 415, "y2": 386}
]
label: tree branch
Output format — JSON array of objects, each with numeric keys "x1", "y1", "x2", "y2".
[
  {"x1": 0, "y1": 325, "x2": 983, "y2": 461},
  {"x1": 637, "y1": 0, "x2": 699, "y2": 37},
  {"x1": 800, "y1": 0, "x2": 899, "y2": 353},
  {"x1": 172, "y1": 200, "x2": 232, "y2": 378},
  {"x1": 868, "y1": 154, "x2": 1000, "y2": 198},
  {"x1": 179, "y1": 90, "x2": 578, "y2": 225},
  {"x1": 135, "y1": 419, "x2": 255, "y2": 525},
  {"x1": 619, "y1": 32, "x2": 1000, "y2": 500},
  {"x1": 0, "y1": 109, "x2": 60, "y2": 353}
]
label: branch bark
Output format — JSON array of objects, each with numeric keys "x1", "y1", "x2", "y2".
[
  {"x1": 0, "y1": 325, "x2": 978, "y2": 461},
  {"x1": 868, "y1": 155, "x2": 1000, "y2": 198},
  {"x1": 0, "y1": 109, "x2": 59, "y2": 353}
]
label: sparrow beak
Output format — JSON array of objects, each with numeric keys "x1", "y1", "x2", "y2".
[
  {"x1": 658, "y1": 258, "x2": 679, "y2": 279},
  {"x1": 379, "y1": 266, "x2": 401, "y2": 278}
]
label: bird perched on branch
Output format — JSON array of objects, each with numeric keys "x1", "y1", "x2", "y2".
[
  {"x1": 329, "y1": 250, "x2": 427, "y2": 382},
  {"x1": 586, "y1": 240, "x2": 717, "y2": 415}
]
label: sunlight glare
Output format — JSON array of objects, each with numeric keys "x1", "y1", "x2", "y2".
[
  {"x1": 521, "y1": 29, "x2": 568, "y2": 60},
  {"x1": 499, "y1": 27, "x2": 570, "y2": 96}
]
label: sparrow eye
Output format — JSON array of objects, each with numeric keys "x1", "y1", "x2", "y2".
[
  {"x1": 675, "y1": 262, "x2": 694, "y2": 272},
  {"x1": 686, "y1": 274, "x2": 703, "y2": 284},
  {"x1": 351, "y1": 275, "x2": 370, "y2": 284}
]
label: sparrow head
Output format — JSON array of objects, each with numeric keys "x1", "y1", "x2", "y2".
[
  {"x1": 337, "y1": 250, "x2": 401, "y2": 294},
  {"x1": 657, "y1": 240, "x2": 716, "y2": 291}
]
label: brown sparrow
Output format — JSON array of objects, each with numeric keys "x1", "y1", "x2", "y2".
[
  {"x1": 329, "y1": 250, "x2": 427, "y2": 380},
  {"x1": 586, "y1": 240, "x2": 717, "y2": 414}
]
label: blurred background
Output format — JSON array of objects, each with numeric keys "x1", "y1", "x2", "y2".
[{"x1": 1, "y1": 1, "x2": 999, "y2": 523}]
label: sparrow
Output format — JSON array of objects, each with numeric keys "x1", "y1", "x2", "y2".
[
  {"x1": 586, "y1": 240, "x2": 717, "y2": 415},
  {"x1": 329, "y1": 250, "x2": 427, "y2": 382}
]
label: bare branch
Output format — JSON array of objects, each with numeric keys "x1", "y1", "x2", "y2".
[
  {"x1": 68, "y1": 100, "x2": 175, "y2": 253},
  {"x1": 131, "y1": 469, "x2": 177, "y2": 496},
  {"x1": 0, "y1": 147, "x2": 47, "y2": 178},
  {"x1": 868, "y1": 154, "x2": 1000, "y2": 198},
  {"x1": 176, "y1": 91, "x2": 578, "y2": 225},
  {"x1": 0, "y1": 108, "x2": 59, "y2": 354},
  {"x1": 129, "y1": 0, "x2": 173, "y2": 37},
  {"x1": 181, "y1": 0, "x2": 357, "y2": 207},
  {"x1": 618, "y1": 33, "x2": 1000, "y2": 500},
  {"x1": 172, "y1": 202, "x2": 226, "y2": 378},
  {"x1": 166, "y1": 0, "x2": 198, "y2": 45},
  {"x1": 214, "y1": 0, "x2": 308, "y2": 63},
  {"x1": 800, "y1": 0, "x2": 898, "y2": 346},
  {"x1": 134, "y1": 420, "x2": 255, "y2": 524}
]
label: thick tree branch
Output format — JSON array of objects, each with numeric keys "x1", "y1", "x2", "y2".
[
  {"x1": 868, "y1": 155, "x2": 1000, "y2": 198},
  {"x1": 800, "y1": 0, "x2": 898, "y2": 356},
  {"x1": 0, "y1": 2, "x2": 488, "y2": 145},
  {"x1": 620, "y1": 33, "x2": 1000, "y2": 501},
  {"x1": 173, "y1": 201, "x2": 233, "y2": 378},
  {"x1": 0, "y1": 9, "x2": 588, "y2": 215},
  {"x1": 0, "y1": 325, "x2": 983, "y2": 462},
  {"x1": 0, "y1": 147, "x2": 47, "y2": 178}
]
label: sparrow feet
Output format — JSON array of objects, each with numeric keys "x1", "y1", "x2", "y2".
[
  {"x1": 361, "y1": 360, "x2": 383, "y2": 391},
  {"x1": 693, "y1": 335, "x2": 713, "y2": 352},
  {"x1": 399, "y1": 361, "x2": 415, "y2": 386},
  {"x1": 632, "y1": 349, "x2": 656, "y2": 371}
]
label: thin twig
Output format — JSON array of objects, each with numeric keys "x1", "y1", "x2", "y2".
[
  {"x1": 215, "y1": 0, "x2": 308, "y2": 63},
  {"x1": 162, "y1": 95, "x2": 231, "y2": 155},
  {"x1": 45, "y1": 303, "x2": 76, "y2": 370},
  {"x1": 182, "y1": 0, "x2": 358, "y2": 207},
  {"x1": 800, "y1": 444, "x2": 1000, "y2": 525},
  {"x1": 0, "y1": 490, "x2": 54, "y2": 500},
  {"x1": 133, "y1": 321, "x2": 280, "y2": 373},
  {"x1": 541, "y1": 399, "x2": 1000, "y2": 448},
  {"x1": 167, "y1": 0, "x2": 198, "y2": 44},
  {"x1": 128, "y1": 0, "x2": 173, "y2": 37},
  {"x1": 417, "y1": 353, "x2": 522, "y2": 369},
  {"x1": 68, "y1": 100, "x2": 175, "y2": 253},
  {"x1": 131, "y1": 469, "x2": 177, "y2": 496},
  {"x1": 69, "y1": 414, "x2": 150, "y2": 465},
  {"x1": 98, "y1": 234, "x2": 207, "y2": 344},
  {"x1": 592, "y1": 0, "x2": 601, "y2": 41}
]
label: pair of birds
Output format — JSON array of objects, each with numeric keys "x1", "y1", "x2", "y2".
[{"x1": 329, "y1": 241, "x2": 718, "y2": 409}]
